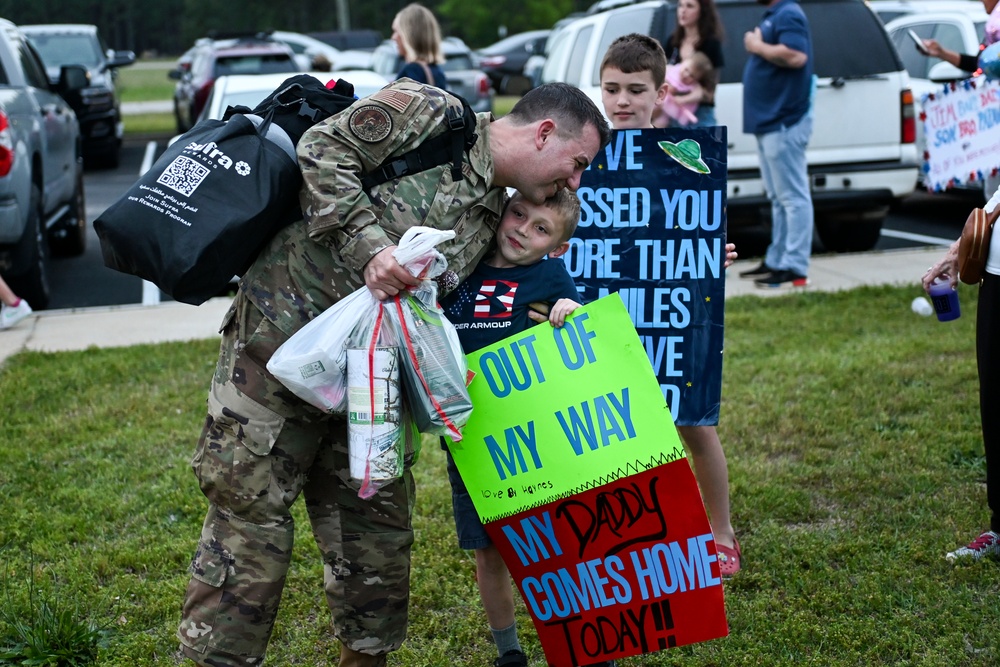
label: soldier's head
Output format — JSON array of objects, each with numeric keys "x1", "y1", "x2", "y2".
[
  {"x1": 490, "y1": 189, "x2": 580, "y2": 268},
  {"x1": 392, "y1": 3, "x2": 445, "y2": 65},
  {"x1": 498, "y1": 83, "x2": 610, "y2": 205}
]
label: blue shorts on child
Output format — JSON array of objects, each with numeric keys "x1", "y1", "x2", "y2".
[{"x1": 444, "y1": 442, "x2": 492, "y2": 550}]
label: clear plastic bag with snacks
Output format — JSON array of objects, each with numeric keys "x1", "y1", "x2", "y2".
[
  {"x1": 267, "y1": 226, "x2": 460, "y2": 415},
  {"x1": 386, "y1": 289, "x2": 472, "y2": 442}
]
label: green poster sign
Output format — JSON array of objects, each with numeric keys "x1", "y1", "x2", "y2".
[{"x1": 450, "y1": 294, "x2": 686, "y2": 523}]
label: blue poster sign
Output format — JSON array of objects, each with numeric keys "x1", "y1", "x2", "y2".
[{"x1": 561, "y1": 127, "x2": 728, "y2": 426}]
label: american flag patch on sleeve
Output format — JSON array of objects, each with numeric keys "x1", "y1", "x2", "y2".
[{"x1": 371, "y1": 89, "x2": 414, "y2": 113}]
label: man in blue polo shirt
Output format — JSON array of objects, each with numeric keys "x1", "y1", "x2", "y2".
[{"x1": 739, "y1": 0, "x2": 814, "y2": 289}]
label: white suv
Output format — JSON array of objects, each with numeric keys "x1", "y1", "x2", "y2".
[{"x1": 539, "y1": 0, "x2": 920, "y2": 252}]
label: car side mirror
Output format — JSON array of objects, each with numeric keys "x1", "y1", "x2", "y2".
[
  {"x1": 928, "y1": 61, "x2": 967, "y2": 82},
  {"x1": 168, "y1": 68, "x2": 183, "y2": 80},
  {"x1": 108, "y1": 50, "x2": 136, "y2": 69},
  {"x1": 57, "y1": 64, "x2": 89, "y2": 92}
]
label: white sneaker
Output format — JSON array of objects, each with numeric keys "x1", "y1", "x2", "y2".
[
  {"x1": 0, "y1": 299, "x2": 33, "y2": 329},
  {"x1": 945, "y1": 530, "x2": 1000, "y2": 563}
]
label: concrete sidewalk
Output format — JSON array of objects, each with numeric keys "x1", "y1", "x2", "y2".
[{"x1": 0, "y1": 246, "x2": 945, "y2": 366}]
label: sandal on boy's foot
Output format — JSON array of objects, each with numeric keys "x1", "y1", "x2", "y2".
[
  {"x1": 717, "y1": 540, "x2": 742, "y2": 577},
  {"x1": 494, "y1": 649, "x2": 528, "y2": 667},
  {"x1": 945, "y1": 530, "x2": 1000, "y2": 563}
]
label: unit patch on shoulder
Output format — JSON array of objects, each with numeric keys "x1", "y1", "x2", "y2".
[
  {"x1": 349, "y1": 105, "x2": 392, "y2": 143},
  {"x1": 371, "y1": 89, "x2": 415, "y2": 113}
]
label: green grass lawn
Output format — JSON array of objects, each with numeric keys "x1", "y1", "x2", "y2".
[{"x1": 1, "y1": 284, "x2": 997, "y2": 665}]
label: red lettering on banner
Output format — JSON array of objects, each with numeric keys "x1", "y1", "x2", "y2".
[
  {"x1": 960, "y1": 119, "x2": 978, "y2": 137},
  {"x1": 486, "y1": 461, "x2": 728, "y2": 667},
  {"x1": 927, "y1": 104, "x2": 958, "y2": 128}
]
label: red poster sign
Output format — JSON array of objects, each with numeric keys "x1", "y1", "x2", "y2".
[{"x1": 484, "y1": 460, "x2": 729, "y2": 666}]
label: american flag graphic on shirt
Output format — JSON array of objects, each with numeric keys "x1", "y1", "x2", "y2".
[{"x1": 474, "y1": 280, "x2": 518, "y2": 318}]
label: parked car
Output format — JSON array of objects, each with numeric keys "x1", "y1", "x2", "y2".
[
  {"x1": 269, "y1": 30, "x2": 372, "y2": 72},
  {"x1": 868, "y1": 0, "x2": 986, "y2": 26},
  {"x1": 881, "y1": 4, "x2": 988, "y2": 195},
  {"x1": 308, "y1": 30, "x2": 384, "y2": 52},
  {"x1": 21, "y1": 24, "x2": 135, "y2": 169},
  {"x1": 369, "y1": 37, "x2": 494, "y2": 113},
  {"x1": 0, "y1": 18, "x2": 88, "y2": 309},
  {"x1": 539, "y1": 0, "x2": 919, "y2": 252},
  {"x1": 169, "y1": 35, "x2": 299, "y2": 133},
  {"x1": 194, "y1": 69, "x2": 389, "y2": 125},
  {"x1": 476, "y1": 29, "x2": 549, "y2": 95}
]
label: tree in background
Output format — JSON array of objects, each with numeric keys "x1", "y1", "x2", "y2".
[
  {"x1": 435, "y1": 0, "x2": 575, "y2": 47},
  {"x1": 0, "y1": 0, "x2": 592, "y2": 55}
]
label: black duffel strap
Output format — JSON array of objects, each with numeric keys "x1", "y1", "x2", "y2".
[{"x1": 360, "y1": 97, "x2": 478, "y2": 193}]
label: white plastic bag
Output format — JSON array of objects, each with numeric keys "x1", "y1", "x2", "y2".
[{"x1": 267, "y1": 226, "x2": 458, "y2": 414}]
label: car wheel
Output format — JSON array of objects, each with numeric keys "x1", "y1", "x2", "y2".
[
  {"x1": 815, "y1": 210, "x2": 886, "y2": 253},
  {"x1": 6, "y1": 184, "x2": 51, "y2": 310},
  {"x1": 49, "y1": 162, "x2": 87, "y2": 257},
  {"x1": 174, "y1": 99, "x2": 187, "y2": 133}
]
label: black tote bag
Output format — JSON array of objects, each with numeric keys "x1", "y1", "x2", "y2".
[{"x1": 94, "y1": 112, "x2": 301, "y2": 305}]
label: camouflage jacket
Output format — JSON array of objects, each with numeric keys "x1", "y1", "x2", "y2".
[{"x1": 241, "y1": 78, "x2": 504, "y2": 337}]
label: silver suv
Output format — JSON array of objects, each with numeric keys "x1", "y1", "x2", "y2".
[{"x1": 539, "y1": 0, "x2": 919, "y2": 252}]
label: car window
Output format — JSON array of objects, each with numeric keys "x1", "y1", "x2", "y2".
[
  {"x1": 568, "y1": 26, "x2": 594, "y2": 87},
  {"x1": 589, "y1": 6, "x2": 656, "y2": 86},
  {"x1": 541, "y1": 27, "x2": 574, "y2": 83},
  {"x1": 892, "y1": 21, "x2": 964, "y2": 79},
  {"x1": 442, "y1": 54, "x2": 474, "y2": 71},
  {"x1": 481, "y1": 33, "x2": 533, "y2": 55},
  {"x1": 25, "y1": 32, "x2": 103, "y2": 68},
  {"x1": 18, "y1": 39, "x2": 49, "y2": 89},
  {"x1": 717, "y1": 1, "x2": 902, "y2": 84},
  {"x1": 215, "y1": 54, "x2": 297, "y2": 76},
  {"x1": 370, "y1": 47, "x2": 397, "y2": 77}
]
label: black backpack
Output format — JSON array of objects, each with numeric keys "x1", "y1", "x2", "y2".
[
  {"x1": 229, "y1": 74, "x2": 479, "y2": 194},
  {"x1": 95, "y1": 75, "x2": 479, "y2": 305}
]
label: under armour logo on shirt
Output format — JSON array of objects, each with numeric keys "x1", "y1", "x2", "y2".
[{"x1": 474, "y1": 280, "x2": 517, "y2": 318}]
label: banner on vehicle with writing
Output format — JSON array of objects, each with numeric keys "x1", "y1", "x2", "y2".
[
  {"x1": 920, "y1": 76, "x2": 1000, "y2": 191},
  {"x1": 449, "y1": 296, "x2": 728, "y2": 666},
  {"x1": 563, "y1": 127, "x2": 728, "y2": 426}
]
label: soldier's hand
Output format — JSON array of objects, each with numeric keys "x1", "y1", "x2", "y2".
[{"x1": 363, "y1": 246, "x2": 421, "y2": 301}]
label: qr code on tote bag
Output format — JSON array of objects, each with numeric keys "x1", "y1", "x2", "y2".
[{"x1": 156, "y1": 156, "x2": 211, "y2": 197}]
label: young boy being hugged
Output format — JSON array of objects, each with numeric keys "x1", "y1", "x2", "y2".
[
  {"x1": 598, "y1": 33, "x2": 742, "y2": 576},
  {"x1": 440, "y1": 190, "x2": 616, "y2": 667}
]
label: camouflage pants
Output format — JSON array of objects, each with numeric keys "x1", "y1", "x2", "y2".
[{"x1": 178, "y1": 291, "x2": 415, "y2": 666}]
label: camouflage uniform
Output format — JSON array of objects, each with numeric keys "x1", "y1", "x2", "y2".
[{"x1": 178, "y1": 79, "x2": 504, "y2": 666}]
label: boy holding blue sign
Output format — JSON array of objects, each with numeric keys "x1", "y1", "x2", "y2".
[
  {"x1": 440, "y1": 189, "x2": 618, "y2": 667},
  {"x1": 599, "y1": 33, "x2": 741, "y2": 576}
]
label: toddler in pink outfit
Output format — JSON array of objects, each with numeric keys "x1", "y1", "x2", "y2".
[{"x1": 657, "y1": 51, "x2": 713, "y2": 127}]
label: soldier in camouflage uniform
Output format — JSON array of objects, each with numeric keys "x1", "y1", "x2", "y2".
[{"x1": 177, "y1": 78, "x2": 609, "y2": 667}]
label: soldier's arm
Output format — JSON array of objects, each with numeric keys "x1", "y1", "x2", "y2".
[{"x1": 297, "y1": 82, "x2": 454, "y2": 275}]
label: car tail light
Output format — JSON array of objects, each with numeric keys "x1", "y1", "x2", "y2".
[
  {"x1": 0, "y1": 111, "x2": 12, "y2": 177},
  {"x1": 901, "y1": 89, "x2": 916, "y2": 145},
  {"x1": 478, "y1": 73, "x2": 490, "y2": 98},
  {"x1": 480, "y1": 55, "x2": 506, "y2": 68},
  {"x1": 195, "y1": 79, "x2": 215, "y2": 118}
]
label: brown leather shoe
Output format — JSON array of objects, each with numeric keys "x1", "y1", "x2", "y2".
[{"x1": 339, "y1": 646, "x2": 388, "y2": 667}]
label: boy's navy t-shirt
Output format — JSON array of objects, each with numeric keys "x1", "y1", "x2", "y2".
[{"x1": 440, "y1": 258, "x2": 580, "y2": 354}]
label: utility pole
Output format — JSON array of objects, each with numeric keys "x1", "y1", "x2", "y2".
[{"x1": 336, "y1": 0, "x2": 351, "y2": 30}]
